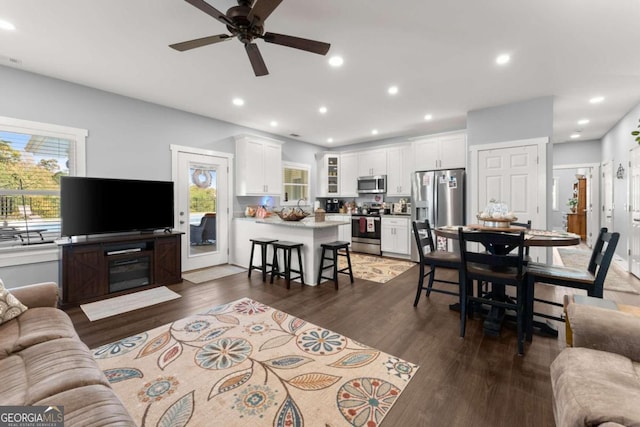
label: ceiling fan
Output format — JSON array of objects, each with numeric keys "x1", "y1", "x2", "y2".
[{"x1": 170, "y1": 0, "x2": 331, "y2": 76}]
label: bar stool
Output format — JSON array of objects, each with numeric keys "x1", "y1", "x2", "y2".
[
  {"x1": 248, "y1": 237, "x2": 278, "y2": 281},
  {"x1": 317, "y1": 241, "x2": 354, "y2": 290},
  {"x1": 270, "y1": 241, "x2": 305, "y2": 289}
]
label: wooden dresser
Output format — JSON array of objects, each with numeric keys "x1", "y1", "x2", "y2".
[{"x1": 567, "y1": 177, "x2": 586, "y2": 240}]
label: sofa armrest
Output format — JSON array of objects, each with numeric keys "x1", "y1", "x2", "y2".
[
  {"x1": 9, "y1": 282, "x2": 59, "y2": 308},
  {"x1": 567, "y1": 302, "x2": 640, "y2": 362}
]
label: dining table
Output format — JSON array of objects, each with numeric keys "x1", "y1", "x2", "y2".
[{"x1": 435, "y1": 224, "x2": 580, "y2": 337}]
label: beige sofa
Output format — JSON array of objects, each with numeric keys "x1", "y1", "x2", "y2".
[
  {"x1": 0, "y1": 282, "x2": 135, "y2": 426},
  {"x1": 550, "y1": 298, "x2": 640, "y2": 427}
]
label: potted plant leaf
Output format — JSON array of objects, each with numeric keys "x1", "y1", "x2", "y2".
[
  {"x1": 567, "y1": 197, "x2": 578, "y2": 213},
  {"x1": 633, "y1": 118, "x2": 640, "y2": 144}
]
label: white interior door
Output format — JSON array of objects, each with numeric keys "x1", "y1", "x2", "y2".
[
  {"x1": 477, "y1": 143, "x2": 543, "y2": 261},
  {"x1": 586, "y1": 166, "x2": 600, "y2": 248},
  {"x1": 602, "y1": 161, "x2": 614, "y2": 230},
  {"x1": 174, "y1": 148, "x2": 230, "y2": 271},
  {"x1": 630, "y1": 148, "x2": 640, "y2": 278}
]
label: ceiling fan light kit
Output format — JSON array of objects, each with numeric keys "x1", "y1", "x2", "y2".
[{"x1": 170, "y1": 0, "x2": 331, "y2": 76}]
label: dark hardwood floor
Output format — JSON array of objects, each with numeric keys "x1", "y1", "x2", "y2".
[{"x1": 64, "y1": 259, "x2": 640, "y2": 427}]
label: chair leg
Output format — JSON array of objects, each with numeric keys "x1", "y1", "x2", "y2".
[
  {"x1": 316, "y1": 247, "x2": 326, "y2": 285},
  {"x1": 332, "y1": 249, "x2": 339, "y2": 290},
  {"x1": 261, "y1": 243, "x2": 268, "y2": 282},
  {"x1": 345, "y1": 247, "x2": 354, "y2": 283},
  {"x1": 270, "y1": 248, "x2": 279, "y2": 284},
  {"x1": 525, "y1": 276, "x2": 535, "y2": 342},
  {"x1": 426, "y1": 265, "x2": 435, "y2": 296},
  {"x1": 248, "y1": 242, "x2": 256, "y2": 278},
  {"x1": 297, "y1": 247, "x2": 305, "y2": 286},
  {"x1": 285, "y1": 249, "x2": 292, "y2": 289},
  {"x1": 460, "y1": 278, "x2": 468, "y2": 337},
  {"x1": 413, "y1": 263, "x2": 425, "y2": 307},
  {"x1": 517, "y1": 283, "x2": 525, "y2": 356}
]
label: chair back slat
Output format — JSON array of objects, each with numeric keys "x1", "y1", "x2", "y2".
[
  {"x1": 592, "y1": 229, "x2": 620, "y2": 286},
  {"x1": 412, "y1": 220, "x2": 436, "y2": 262},
  {"x1": 458, "y1": 228, "x2": 526, "y2": 278}
]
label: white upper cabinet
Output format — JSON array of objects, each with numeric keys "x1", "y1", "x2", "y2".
[
  {"x1": 316, "y1": 152, "x2": 340, "y2": 197},
  {"x1": 340, "y1": 152, "x2": 359, "y2": 197},
  {"x1": 358, "y1": 149, "x2": 387, "y2": 177},
  {"x1": 386, "y1": 144, "x2": 412, "y2": 196},
  {"x1": 235, "y1": 134, "x2": 283, "y2": 196},
  {"x1": 413, "y1": 132, "x2": 466, "y2": 171}
]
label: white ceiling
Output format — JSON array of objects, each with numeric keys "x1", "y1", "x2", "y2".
[{"x1": 1, "y1": 0, "x2": 640, "y2": 147}]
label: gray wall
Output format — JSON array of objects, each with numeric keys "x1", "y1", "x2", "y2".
[
  {"x1": 553, "y1": 140, "x2": 601, "y2": 165},
  {"x1": 601, "y1": 102, "x2": 640, "y2": 261},
  {"x1": 0, "y1": 65, "x2": 323, "y2": 286}
]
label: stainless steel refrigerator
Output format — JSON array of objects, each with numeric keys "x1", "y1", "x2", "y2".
[{"x1": 411, "y1": 169, "x2": 465, "y2": 261}]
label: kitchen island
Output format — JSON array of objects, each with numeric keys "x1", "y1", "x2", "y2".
[{"x1": 231, "y1": 217, "x2": 350, "y2": 286}]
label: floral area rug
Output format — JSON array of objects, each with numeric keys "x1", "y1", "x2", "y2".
[
  {"x1": 92, "y1": 297, "x2": 419, "y2": 427},
  {"x1": 339, "y1": 253, "x2": 416, "y2": 283}
]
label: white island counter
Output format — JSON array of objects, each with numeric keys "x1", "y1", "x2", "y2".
[{"x1": 231, "y1": 217, "x2": 349, "y2": 286}]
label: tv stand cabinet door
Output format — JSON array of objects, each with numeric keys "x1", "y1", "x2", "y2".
[
  {"x1": 62, "y1": 245, "x2": 107, "y2": 304},
  {"x1": 154, "y1": 234, "x2": 182, "y2": 285}
]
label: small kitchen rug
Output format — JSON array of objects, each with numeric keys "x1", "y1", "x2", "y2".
[
  {"x1": 339, "y1": 253, "x2": 416, "y2": 283},
  {"x1": 92, "y1": 297, "x2": 419, "y2": 427},
  {"x1": 183, "y1": 264, "x2": 247, "y2": 284},
  {"x1": 80, "y1": 286, "x2": 181, "y2": 321}
]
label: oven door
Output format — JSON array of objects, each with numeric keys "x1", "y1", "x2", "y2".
[{"x1": 351, "y1": 216, "x2": 382, "y2": 255}]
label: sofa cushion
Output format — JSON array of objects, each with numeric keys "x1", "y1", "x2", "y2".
[
  {"x1": 1, "y1": 337, "x2": 111, "y2": 405},
  {"x1": 551, "y1": 347, "x2": 640, "y2": 427},
  {"x1": 0, "y1": 278, "x2": 28, "y2": 325},
  {"x1": 0, "y1": 307, "x2": 79, "y2": 359},
  {"x1": 36, "y1": 384, "x2": 136, "y2": 426}
]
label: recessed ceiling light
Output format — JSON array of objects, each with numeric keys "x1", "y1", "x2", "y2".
[
  {"x1": 578, "y1": 119, "x2": 590, "y2": 125},
  {"x1": 388, "y1": 86, "x2": 399, "y2": 95},
  {"x1": 371, "y1": 129, "x2": 379, "y2": 135},
  {"x1": 570, "y1": 133, "x2": 581, "y2": 139},
  {"x1": 589, "y1": 96, "x2": 604, "y2": 104},
  {"x1": 496, "y1": 54, "x2": 510, "y2": 65},
  {"x1": 270, "y1": 121, "x2": 278, "y2": 127},
  {"x1": 328, "y1": 56, "x2": 343, "y2": 67},
  {"x1": 0, "y1": 19, "x2": 16, "y2": 31},
  {"x1": 424, "y1": 114, "x2": 433, "y2": 121},
  {"x1": 232, "y1": 97, "x2": 244, "y2": 106},
  {"x1": 327, "y1": 138, "x2": 334, "y2": 143},
  {"x1": 319, "y1": 106, "x2": 328, "y2": 114}
]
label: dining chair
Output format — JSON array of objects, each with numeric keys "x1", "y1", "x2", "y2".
[
  {"x1": 511, "y1": 220, "x2": 532, "y2": 261},
  {"x1": 525, "y1": 227, "x2": 620, "y2": 341},
  {"x1": 458, "y1": 228, "x2": 528, "y2": 355},
  {"x1": 411, "y1": 220, "x2": 461, "y2": 307}
]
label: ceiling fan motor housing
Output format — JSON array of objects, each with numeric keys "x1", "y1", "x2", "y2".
[{"x1": 226, "y1": 5, "x2": 263, "y2": 43}]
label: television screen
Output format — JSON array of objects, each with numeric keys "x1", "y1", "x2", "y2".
[{"x1": 61, "y1": 176, "x2": 174, "y2": 237}]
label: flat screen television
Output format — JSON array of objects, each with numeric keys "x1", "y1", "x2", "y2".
[{"x1": 60, "y1": 176, "x2": 174, "y2": 237}]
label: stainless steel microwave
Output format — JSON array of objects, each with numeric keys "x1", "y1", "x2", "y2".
[{"x1": 357, "y1": 175, "x2": 387, "y2": 194}]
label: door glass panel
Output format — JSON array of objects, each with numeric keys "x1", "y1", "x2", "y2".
[{"x1": 189, "y1": 165, "x2": 217, "y2": 256}]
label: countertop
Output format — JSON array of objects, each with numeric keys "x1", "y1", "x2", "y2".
[{"x1": 234, "y1": 216, "x2": 350, "y2": 229}]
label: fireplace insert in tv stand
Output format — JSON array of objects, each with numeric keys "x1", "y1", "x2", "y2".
[{"x1": 59, "y1": 231, "x2": 182, "y2": 306}]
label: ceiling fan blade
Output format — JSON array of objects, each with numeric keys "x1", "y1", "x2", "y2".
[
  {"x1": 184, "y1": 0, "x2": 234, "y2": 28},
  {"x1": 245, "y1": 43, "x2": 269, "y2": 76},
  {"x1": 247, "y1": 0, "x2": 283, "y2": 23},
  {"x1": 263, "y1": 32, "x2": 330, "y2": 55},
  {"x1": 169, "y1": 34, "x2": 232, "y2": 51}
]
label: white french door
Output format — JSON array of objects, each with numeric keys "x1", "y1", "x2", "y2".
[
  {"x1": 630, "y1": 147, "x2": 640, "y2": 278},
  {"x1": 473, "y1": 138, "x2": 546, "y2": 261},
  {"x1": 172, "y1": 146, "x2": 231, "y2": 272},
  {"x1": 602, "y1": 161, "x2": 614, "y2": 231}
]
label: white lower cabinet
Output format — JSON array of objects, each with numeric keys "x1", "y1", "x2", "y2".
[
  {"x1": 381, "y1": 217, "x2": 410, "y2": 255},
  {"x1": 327, "y1": 215, "x2": 352, "y2": 244}
]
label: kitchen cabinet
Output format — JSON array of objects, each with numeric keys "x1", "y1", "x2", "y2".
[
  {"x1": 340, "y1": 152, "x2": 359, "y2": 197},
  {"x1": 386, "y1": 144, "x2": 412, "y2": 196},
  {"x1": 316, "y1": 152, "x2": 340, "y2": 197},
  {"x1": 358, "y1": 149, "x2": 387, "y2": 177},
  {"x1": 235, "y1": 134, "x2": 283, "y2": 196},
  {"x1": 413, "y1": 132, "x2": 466, "y2": 170},
  {"x1": 327, "y1": 214, "x2": 352, "y2": 244},
  {"x1": 381, "y1": 216, "x2": 410, "y2": 255}
]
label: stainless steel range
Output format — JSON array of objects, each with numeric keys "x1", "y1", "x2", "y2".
[{"x1": 351, "y1": 213, "x2": 381, "y2": 255}]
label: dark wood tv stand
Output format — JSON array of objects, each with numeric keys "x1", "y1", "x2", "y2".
[{"x1": 59, "y1": 231, "x2": 182, "y2": 307}]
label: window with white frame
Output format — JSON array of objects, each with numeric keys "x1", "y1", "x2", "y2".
[
  {"x1": 281, "y1": 162, "x2": 310, "y2": 206},
  {"x1": 0, "y1": 116, "x2": 86, "y2": 256}
]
